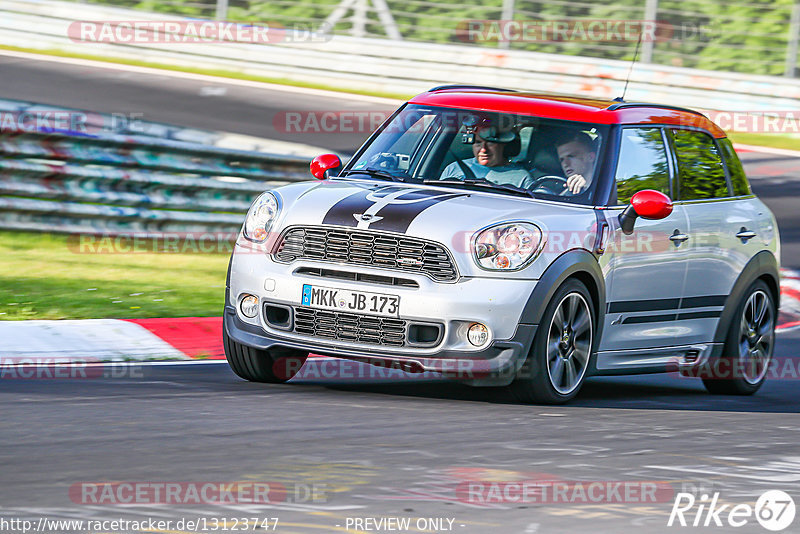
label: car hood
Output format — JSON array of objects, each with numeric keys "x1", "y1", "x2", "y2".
[{"x1": 271, "y1": 179, "x2": 598, "y2": 277}]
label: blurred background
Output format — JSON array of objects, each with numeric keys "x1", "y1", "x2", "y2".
[
  {"x1": 58, "y1": 0, "x2": 800, "y2": 76},
  {"x1": 2, "y1": 4, "x2": 800, "y2": 533}
]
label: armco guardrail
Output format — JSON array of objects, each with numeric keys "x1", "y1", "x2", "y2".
[
  {"x1": 0, "y1": 116, "x2": 310, "y2": 237},
  {"x1": 3, "y1": 0, "x2": 800, "y2": 112},
  {"x1": 0, "y1": 97, "x2": 226, "y2": 146},
  {"x1": 0, "y1": 98, "x2": 324, "y2": 155}
]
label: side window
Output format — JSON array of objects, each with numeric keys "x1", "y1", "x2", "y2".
[
  {"x1": 671, "y1": 129, "x2": 730, "y2": 200},
  {"x1": 615, "y1": 128, "x2": 670, "y2": 204},
  {"x1": 718, "y1": 137, "x2": 751, "y2": 196}
]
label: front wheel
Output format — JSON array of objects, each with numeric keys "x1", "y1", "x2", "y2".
[
  {"x1": 509, "y1": 279, "x2": 595, "y2": 404},
  {"x1": 223, "y1": 324, "x2": 307, "y2": 383},
  {"x1": 702, "y1": 280, "x2": 776, "y2": 395}
]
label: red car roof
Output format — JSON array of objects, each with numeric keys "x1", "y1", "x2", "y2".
[{"x1": 409, "y1": 89, "x2": 726, "y2": 138}]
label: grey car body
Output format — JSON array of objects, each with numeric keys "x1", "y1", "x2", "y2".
[{"x1": 224, "y1": 88, "x2": 780, "y2": 403}]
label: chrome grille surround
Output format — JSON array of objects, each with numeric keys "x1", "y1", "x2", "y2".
[{"x1": 273, "y1": 226, "x2": 458, "y2": 282}]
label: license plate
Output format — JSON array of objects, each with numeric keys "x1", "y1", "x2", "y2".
[{"x1": 301, "y1": 284, "x2": 400, "y2": 317}]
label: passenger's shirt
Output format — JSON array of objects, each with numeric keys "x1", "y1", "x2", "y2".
[{"x1": 440, "y1": 158, "x2": 534, "y2": 188}]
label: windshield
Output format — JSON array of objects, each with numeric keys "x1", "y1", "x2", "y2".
[{"x1": 343, "y1": 104, "x2": 609, "y2": 204}]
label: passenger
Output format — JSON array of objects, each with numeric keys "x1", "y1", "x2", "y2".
[
  {"x1": 440, "y1": 126, "x2": 532, "y2": 188},
  {"x1": 555, "y1": 131, "x2": 598, "y2": 195}
]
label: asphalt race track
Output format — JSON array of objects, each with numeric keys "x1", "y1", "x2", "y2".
[
  {"x1": 2, "y1": 53, "x2": 800, "y2": 533},
  {"x1": 2, "y1": 335, "x2": 800, "y2": 534},
  {"x1": 0, "y1": 52, "x2": 394, "y2": 154}
]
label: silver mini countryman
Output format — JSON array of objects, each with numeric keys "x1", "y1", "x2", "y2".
[{"x1": 224, "y1": 86, "x2": 780, "y2": 404}]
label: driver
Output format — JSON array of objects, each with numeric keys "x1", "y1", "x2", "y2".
[
  {"x1": 440, "y1": 126, "x2": 533, "y2": 188},
  {"x1": 555, "y1": 130, "x2": 598, "y2": 195}
]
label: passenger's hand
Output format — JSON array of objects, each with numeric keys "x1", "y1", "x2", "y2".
[{"x1": 564, "y1": 173, "x2": 587, "y2": 194}]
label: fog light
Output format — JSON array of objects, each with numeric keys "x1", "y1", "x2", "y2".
[
  {"x1": 240, "y1": 295, "x2": 259, "y2": 318},
  {"x1": 467, "y1": 323, "x2": 490, "y2": 347}
]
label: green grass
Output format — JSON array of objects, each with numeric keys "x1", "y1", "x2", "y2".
[
  {"x1": 0, "y1": 231, "x2": 230, "y2": 320},
  {"x1": 728, "y1": 133, "x2": 800, "y2": 152}
]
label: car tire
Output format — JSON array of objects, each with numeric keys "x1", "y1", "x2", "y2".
[
  {"x1": 509, "y1": 279, "x2": 595, "y2": 404},
  {"x1": 223, "y1": 324, "x2": 308, "y2": 383},
  {"x1": 701, "y1": 280, "x2": 776, "y2": 395}
]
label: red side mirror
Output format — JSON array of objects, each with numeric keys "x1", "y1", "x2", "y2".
[
  {"x1": 631, "y1": 190, "x2": 673, "y2": 220},
  {"x1": 619, "y1": 190, "x2": 673, "y2": 235},
  {"x1": 310, "y1": 154, "x2": 342, "y2": 180}
]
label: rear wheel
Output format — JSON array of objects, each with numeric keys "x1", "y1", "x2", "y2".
[
  {"x1": 223, "y1": 324, "x2": 307, "y2": 383},
  {"x1": 509, "y1": 279, "x2": 595, "y2": 404},
  {"x1": 702, "y1": 280, "x2": 775, "y2": 395}
]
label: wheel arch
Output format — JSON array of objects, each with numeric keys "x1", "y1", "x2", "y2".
[
  {"x1": 758, "y1": 272, "x2": 780, "y2": 312},
  {"x1": 713, "y1": 250, "x2": 780, "y2": 344},
  {"x1": 510, "y1": 249, "x2": 606, "y2": 400},
  {"x1": 520, "y1": 249, "x2": 606, "y2": 339}
]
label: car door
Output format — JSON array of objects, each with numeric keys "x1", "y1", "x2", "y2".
[
  {"x1": 668, "y1": 129, "x2": 760, "y2": 345},
  {"x1": 716, "y1": 137, "x2": 778, "y2": 269},
  {"x1": 599, "y1": 127, "x2": 692, "y2": 354}
]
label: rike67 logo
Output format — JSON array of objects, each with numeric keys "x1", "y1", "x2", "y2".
[{"x1": 668, "y1": 490, "x2": 795, "y2": 531}]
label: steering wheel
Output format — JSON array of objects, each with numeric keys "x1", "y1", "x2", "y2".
[
  {"x1": 368, "y1": 152, "x2": 401, "y2": 171},
  {"x1": 530, "y1": 175, "x2": 568, "y2": 195}
]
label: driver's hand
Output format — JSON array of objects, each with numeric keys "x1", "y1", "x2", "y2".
[{"x1": 564, "y1": 174, "x2": 587, "y2": 194}]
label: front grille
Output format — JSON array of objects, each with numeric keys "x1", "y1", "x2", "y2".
[
  {"x1": 274, "y1": 226, "x2": 458, "y2": 282},
  {"x1": 293, "y1": 307, "x2": 407, "y2": 347}
]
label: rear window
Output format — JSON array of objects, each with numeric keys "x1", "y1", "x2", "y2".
[
  {"x1": 718, "y1": 138, "x2": 751, "y2": 196},
  {"x1": 671, "y1": 129, "x2": 730, "y2": 200}
]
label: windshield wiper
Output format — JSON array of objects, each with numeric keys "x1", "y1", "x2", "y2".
[
  {"x1": 423, "y1": 178, "x2": 536, "y2": 199},
  {"x1": 340, "y1": 168, "x2": 412, "y2": 182}
]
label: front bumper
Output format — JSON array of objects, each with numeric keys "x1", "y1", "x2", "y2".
[
  {"x1": 225, "y1": 307, "x2": 536, "y2": 386},
  {"x1": 227, "y1": 243, "x2": 540, "y2": 385}
]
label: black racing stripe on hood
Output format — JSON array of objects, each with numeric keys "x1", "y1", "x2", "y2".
[
  {"x1": 369, "y1": 194, "x2": 462, "y2": 233},
  {"x1": 321, "y1": 185, "x2": 465, "y2": 233},
  {"x1": 320, "y1": 189, "x2": 372, "y2": 227}
]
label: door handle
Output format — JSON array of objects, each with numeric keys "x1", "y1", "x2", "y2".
[
  {"x1": 736, "y1": 228, "x2": 757, "y2": 241},
  {"x1": 670, "y1": 231, "x2": 689, "y2": 244}
]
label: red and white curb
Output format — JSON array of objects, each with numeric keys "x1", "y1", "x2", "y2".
[
  {"x1": 0, "y1": 317, "x2": 222, "y2": 363},
  {"x1": 734, "y1": 144, "x2": 800, "y2": 159},
  {"x1": 123, "y1": 317, "x2": 223, "y2": 359},
  {"x1": 780, "y1": 269, "x2": 800, "y2": 333},
  {"x1": 1, "y1": 270, "x2": 799, "y2": 365}
]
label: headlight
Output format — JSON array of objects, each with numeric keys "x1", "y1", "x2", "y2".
[
  {"x1": 243, "y1": 192, "x2": 279, "y2": 242},
  {"x1": 473, "y1": 222, "x2": 543, "y2": 271}
]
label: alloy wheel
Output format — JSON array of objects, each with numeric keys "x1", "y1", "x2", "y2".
[
  {"x1": 546, "y1": 292, "x2": 593, "y2": 395},
  {"x1": 737, "y1": 289, "x2": 774, "y2": 385}
]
